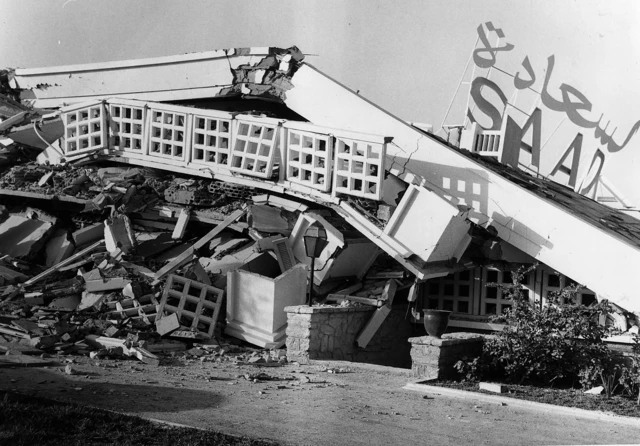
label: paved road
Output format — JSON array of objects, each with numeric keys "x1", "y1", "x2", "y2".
[{"x1": 2, "y1": 357, "x2": 639, "y2": 445}]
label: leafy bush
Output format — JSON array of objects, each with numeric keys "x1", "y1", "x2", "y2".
[
  {"x1": 618, "y1": 333, "x2": 640, "y2": 404},
  {"x1": 454, "y1": 355, "x2": 488, "y2": 382},
  {"x1": 456, "y1": 265, "x2": 619, "y2": 387}
]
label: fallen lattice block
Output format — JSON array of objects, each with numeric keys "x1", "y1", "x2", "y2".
[{"x1": 157, "y1": 275, "x2": 224, "y2": 338}]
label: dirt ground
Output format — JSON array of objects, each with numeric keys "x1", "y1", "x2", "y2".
[{"x1": 1, "y1": 355, "x2": 639, "y2": 446}]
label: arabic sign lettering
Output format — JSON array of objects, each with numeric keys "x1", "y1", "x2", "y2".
[
  {"x1": 471, "y1": 22, "x2": 640, "y2": 155},
  {"x1": 467, "y1": 22, "x2": 638, "y2": 193}
]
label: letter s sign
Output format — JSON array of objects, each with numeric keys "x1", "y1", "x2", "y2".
[{"x1": 467, "y1": 77, "x2": 508, "y2": 131}]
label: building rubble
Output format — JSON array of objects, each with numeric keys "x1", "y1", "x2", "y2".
[
  {"x1": 0, "y1": 160, "x2": 424, "y2": 367},
  {"x1": 1, "y1": 46, "x2": 639, "y2": 370}
]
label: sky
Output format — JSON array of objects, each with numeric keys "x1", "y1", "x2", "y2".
[{"x1": 0, "y1": 0, "x2": 638, "y2": 205}]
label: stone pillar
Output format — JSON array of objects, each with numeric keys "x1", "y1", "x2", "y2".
[
  {"x1": 284, "y1": 305, "x2": 417, "y2": 367},
  {"x1": 408, "y1": 333, "x2": 483, "y2": 380},
  {"x1": 284, "y1": 305, "x2": 373, "y2": 364}
]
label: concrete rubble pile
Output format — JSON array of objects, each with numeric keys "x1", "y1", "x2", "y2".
[
  {"x1": 2, "y1": 46, "x2": 639, "y2": 373},
  {"x1": 0, "y1": 150, "x2": 417, "y2": 368}
]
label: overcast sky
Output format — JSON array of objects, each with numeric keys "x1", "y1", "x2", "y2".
[{"x1": 1, "y1": 0, "x2": 638, "y2": 205}]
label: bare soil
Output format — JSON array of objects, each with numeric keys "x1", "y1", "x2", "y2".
[{"x1": 2, "y1": 354, "x2": 640, "y2": 446}]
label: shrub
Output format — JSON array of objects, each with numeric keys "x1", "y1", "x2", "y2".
[
  {"x1": 455, "y1": 265, "x2": 619, "y2": 387},
  {"x1": 618, "y1": 333, "x2": 640, "y2": 404}
]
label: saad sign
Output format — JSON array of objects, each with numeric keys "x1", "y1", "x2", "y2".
[{"x1": 466, "y1": 22, "x2": 640, "y2": 195}]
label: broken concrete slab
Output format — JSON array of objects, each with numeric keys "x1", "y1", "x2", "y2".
[
  {"x1": 171, "y1": 208, "x2": 190, "y2": 240},
  {"x1": 7, "y1": 116, "x2": 63, "y2": 150},
  {"x1": 155, "y1": 313, "x2": 180, "y2": 336},
  {"x1": 104, "y1": 215, "x2": 136, "y2": 253},
  {"x1": 248, "y1": 205, "x2": 291, "y2": 234},
  {"x1": 77, "y1": 290, "x2": 108, "y2": 311},
  {"x1": 48, "y1": 294, "x2": 81, "y2": 310},
  {"x1": 45, "y1": 230, "x2": 74, "y2": 267},
  {"x1": 73, "y1": 222, "x2": 106, "y2": 247},
  {"x1": 0, "y1": 215, "x2": 54, "y2": 259},
  {"x1": 85, "y1": 276, "x2": 130, "y2": 293},
  {"x1": 356, "y1": 305, "x2": 392, "y2": 348}
]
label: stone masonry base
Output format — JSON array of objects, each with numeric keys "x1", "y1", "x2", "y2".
[
  {"x1": 408, "y1": 333, "x2": 483, "y2": 380},
  {"x1": 285, "y1": 305, "x2": 418, "y2": 368}
]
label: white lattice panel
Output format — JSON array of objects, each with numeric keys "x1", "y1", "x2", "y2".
[
  {"x1": 191, "y1": 113, "x2": 232, "y2": 167},
  {"x1": 148, "y1": 107, "x2": 188, "y2": 161},
  {"x1": 333, "y1": 137, "x2": 385, "y2": 200},
  {"x1": 286, "y1": 128, "x2": 332, "y2": 192},
  {"x1": 62, "y1": 102, "x2": 106, "y2": 155},
  {"x1": 108, "y1": 101, "x2": 145, "y2": 153},
  {"x1": 229, "y1": 118, "x2": 278, "y2": 179},
  {"x1": 157, "y1": 275, "x2": 224, "y2": 338}
]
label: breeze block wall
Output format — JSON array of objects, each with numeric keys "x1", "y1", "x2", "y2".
[{"x1": 285, "y1": 305, "x2": 419, "y2": 367}]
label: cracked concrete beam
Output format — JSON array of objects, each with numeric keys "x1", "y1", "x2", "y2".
[{"x1": 9, "y1": 48, "x2": 279, "y2": 108}]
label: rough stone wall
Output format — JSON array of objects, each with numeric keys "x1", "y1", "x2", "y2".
[
  {"x1": 409, "y1": 333, "x2": 484, "y2": 380},
  {"x1": 285, "y1": 305, "x2": 420, "y2": 368}
]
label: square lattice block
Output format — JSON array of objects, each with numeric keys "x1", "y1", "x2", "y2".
[
  {"x1": 147, "y1": 108, "x2": 188, "y2": 161},
  {"x1": 191, "y1": 112, "x2": 232, "y2": 166},
  {"x1": 107, "y1": 100, "x2": 146, "y2": 153},
  {"x1": 228, "y1": 117, "x2": 279, "y2": 179},
  {"x1": 157, "y1": 275, "x2": 224, "y2": 338},
  {"x1": 332, "y1": 137, "x2": 385, "y2": 200},
  {"x1": 285, "y1": 128, "x2": 332, "y2": 192},
  {"x1": 62, "y1": 102, "x2": 107, "y2": 155}
]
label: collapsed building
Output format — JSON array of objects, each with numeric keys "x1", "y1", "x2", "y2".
[{"x1": 0, "y1": 46, "x2": 638, "y2": 371}]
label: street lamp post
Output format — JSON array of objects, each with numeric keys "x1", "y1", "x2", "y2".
[{"x1": 303, "y1": 221, "x2": 329, "y2": 306}]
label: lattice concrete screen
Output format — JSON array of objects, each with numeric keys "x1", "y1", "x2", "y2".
[
  {"x1": 285, "y1": 128, "x2": 332, "y2": 192},
  {"x1": 148, "y1": 106, "x2": 189, "y2": 161},
  {"x1": 333, "y1": 137, "x2": 385, "y2": 200},
  {"x1": 62, "y1": 102, "x2": 107, "y2": 155},
  {"x1": 157, "y1": 274, "x2": 224, "y2": 338},
  {"x1": 229, "y1": 117, "x2": 278, "y2": 179},
  {"x1": 108, "y1": 100, "x2": 145, "y2": 154},
  {"x1": 426, "y1": 269, "x2": 475, "y2": 315},
  {"x1": 191, "y1": 111, "x2": 232, "y2": 166}
]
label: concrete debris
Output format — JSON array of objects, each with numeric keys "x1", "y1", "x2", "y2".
[
  {"x1": 0, "y1": 54, "x2": 638, "y2": 401},
  {"x1": 585, "y1": 386, "x2": 604, "y2": 395},
  {"x1": 478, "y1": 382, "x2": 506, "y2": 393}
]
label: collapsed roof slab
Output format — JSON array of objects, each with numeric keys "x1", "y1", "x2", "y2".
[
  {"x1": 9, "y1": 47, "x2": 287, "y2": 108},
  {"x1": 284, "y1": 63, "x2": 640, "y2": 313}
]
